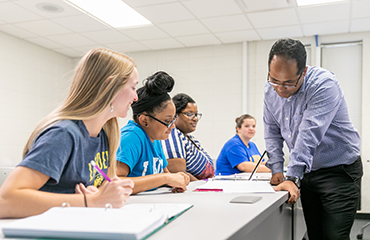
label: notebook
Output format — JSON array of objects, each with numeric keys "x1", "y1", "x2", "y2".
[{"x1": 2, "y1": 203, "x2": 193, "y2": 240}]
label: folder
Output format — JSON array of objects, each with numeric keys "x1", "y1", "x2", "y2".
[{"x1": 2, "y1": 203, "x2": 193, "y2": 240}]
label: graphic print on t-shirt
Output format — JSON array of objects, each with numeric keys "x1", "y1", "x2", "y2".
[
  {"x1": 89, "y1": 150, "x2": 109, "y2": 187},
  {"x1": 153, "y1": 157, "x2": 164, "y2": 174}
]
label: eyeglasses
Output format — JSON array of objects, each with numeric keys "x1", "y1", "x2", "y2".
[
  {"x1": 181, "y1": 112, "x2": 202, "y2": 121},
  {"x1": 267, "y1": 71, "x2": 303, "y2": 89},
  {"x1": 144, "y1": 114, "x2": 178, "y2": 128}
]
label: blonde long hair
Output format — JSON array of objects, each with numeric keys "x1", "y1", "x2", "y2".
[{"x1": 23, "y1": 48, "x2": 135, "y2": 177}]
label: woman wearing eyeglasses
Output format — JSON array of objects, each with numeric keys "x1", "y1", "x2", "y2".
[
  {"x1": 161, "y1": 93, "x2": 214, "y2": 181},
  {"x1": 215, "y1": 114, "x2": 270, "y2": 176},
  {"x1": 116, "y1": 72, "x2": 190, "y2": 194}
]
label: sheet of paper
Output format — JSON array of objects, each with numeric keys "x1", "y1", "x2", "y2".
[{"x1": 195, "y1": 181, "x2": 275, "y2": 193}]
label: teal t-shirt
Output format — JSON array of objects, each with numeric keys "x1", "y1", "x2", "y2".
[
  {"x1": 117, "y1": 120, "x2": 168, "y2": 177},
  {"x1": 215, "y1": 135, "x2": 263, "y2": 175}
]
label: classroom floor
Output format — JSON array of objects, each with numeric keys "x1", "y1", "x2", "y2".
[{"x1": 350, "y1": 219, "x2": 370, "y2": 240}]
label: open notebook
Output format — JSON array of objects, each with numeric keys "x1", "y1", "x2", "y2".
[{"x1": 2, "y1": 203, "x2": 192, "y2": 240}]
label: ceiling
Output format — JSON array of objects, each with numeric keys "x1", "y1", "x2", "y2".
[{"x1": 1, "y1": 0, "x2": 369, "y2": 58}]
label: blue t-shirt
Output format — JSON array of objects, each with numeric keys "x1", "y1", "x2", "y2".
[
  {"x1": 215, "y1": 135, "x2": 263, "y2": 175},
  {"x1": 117, "y1": 120, "x2": 168, "y2": 177},
  {"x1": 18, "y1": 120, "x2": 109, "y2": 193}
]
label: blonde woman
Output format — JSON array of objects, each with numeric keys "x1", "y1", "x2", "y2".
[{"x1": 0, "y1": 48, "x2": 136, "y2": 218}]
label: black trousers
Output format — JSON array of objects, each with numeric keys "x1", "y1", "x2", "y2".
[{"x1": 300, "y1": 157, "x2": 363, "y2": 240}]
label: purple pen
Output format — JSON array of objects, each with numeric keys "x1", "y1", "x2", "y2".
[{"x1": 90, "y1": 160, "x2": 111, "y2": 182}]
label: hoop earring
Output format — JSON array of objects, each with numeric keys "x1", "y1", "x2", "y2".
[{"x1": 110, "y1": 103, "x2": 114, "y2": 112}]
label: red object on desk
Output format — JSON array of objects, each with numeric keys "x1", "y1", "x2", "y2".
[{"x1": 193, "y1": 188, "x2": 223, "y2": 192}]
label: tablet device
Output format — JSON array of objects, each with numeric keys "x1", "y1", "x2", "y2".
[
  {"x1": 230, "y1": 196, "x2": 262, "y2": 204},
  {"x1": 248, "y1": 150, "x2": 267, "y2": 181}
]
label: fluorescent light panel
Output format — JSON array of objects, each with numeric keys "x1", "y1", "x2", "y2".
[
  {"x1": 65, "y1": 0, "x2": 151, "y2": 28},
  {"x1": 296, "y1": 0, "x2": 349, "y2": 6}
]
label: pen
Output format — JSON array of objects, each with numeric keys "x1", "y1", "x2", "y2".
[{"x1": 90, "y1": 160, "x2": 111, "y2": 182}]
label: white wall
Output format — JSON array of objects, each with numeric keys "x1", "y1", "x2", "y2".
[
  {"x1": 0, "y1": 31, "x2": 74, "y2": 167},
  {"x1": 125, "y1": 44, "x2": 244, "y2": 160}
]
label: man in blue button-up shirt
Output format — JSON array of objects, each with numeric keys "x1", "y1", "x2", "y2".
[{"x1": 264, "y1": 38, "x2": 363, "y2": 240}]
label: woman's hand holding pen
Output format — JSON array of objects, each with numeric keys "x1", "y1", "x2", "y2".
[
  {"x1": 167, "y1": 172, "x2": 190, "y2": 193},
  {"x1": 76, "y1": 177, "x2": 134, "y2": 208}
]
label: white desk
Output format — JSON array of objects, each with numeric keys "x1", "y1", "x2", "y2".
[
  {"x1": 0, "y1": 180, "x2": 306, "y2": 240},
  {"x1": 129, "y1": 180, "x2": 300, "y2": 240}
]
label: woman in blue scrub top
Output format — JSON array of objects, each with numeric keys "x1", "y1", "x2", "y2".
[{"x1": 216, "y1": 114, "x2": 270, "y2": 175}]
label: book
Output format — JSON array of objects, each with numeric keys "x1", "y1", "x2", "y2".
[{"x1": 2, "y1": 203, "x2": 193, "y2": 240}]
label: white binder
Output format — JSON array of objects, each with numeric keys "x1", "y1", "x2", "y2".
[{"x1": 2, "y1": 203, "x2": 192, "y2": 240}]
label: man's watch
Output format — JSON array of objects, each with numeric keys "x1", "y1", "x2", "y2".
[{"x1": 284, "y1": 176, "x2": 300, "y2": 188}]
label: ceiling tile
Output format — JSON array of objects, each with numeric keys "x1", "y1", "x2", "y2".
[
  {"x1": 13, "y1": 0, "x2": 82, "y2": 19},
  {"x1": 47, "y1": 33, "x2": 98, "y2": 47},
  {"x1": 302, "y1": 20, "x2": 349, "y2": 36},
  {"x1": 119, "y1": 25, "x2": 169, "y2": 40},
  {"x1": 140, "y1": 38, "x2": 184, "y2": 50},
  {"x1": 240, "y1": 0, "x2": 291, "y2": 12},
  {"x1": 136, "y1": 2, "x2": 194, "y2": 24},
  {"x1": 15, "y1": 20, "x2": 72, "y2": 36},
  {"x1": 297, "y1": 2, "x2": 350, "y2": 24},
  {"x1": 81, "y1": 30, "x2": 132, "y2": 44},
  {"x1": 25, "y1": 37, "x2": 65, "y2": 49},
  {"x1": 350, "y1": 18, "x2": 370, "y2": 32},
  {"x1": 51, "y1": 14, "x2": 110, "y2": 33},
  {"x1": 200, "y1": 14, "x2": 252, "y2": 33},
  {"x1": 0, "y1": 24, "x2": 38, "y2": 39},
  {"x1": 352, "y1": 0, "x2": 370, "y2": 19},
  {"x1": 257, "y1": 25, "x2": 303, "y2": 40},
  {"x1": 176, "y1": 34, "x2": 221, "y2": 47},
  {"x1": 158, "y1": 20, "x2": 209, "y2": 37},
  {"x1": 105, "y1": 41, "x2": 150, "y2": 53},
  {"x1": 247, "y1": 8, "x2": 298, "y2": 28},
  {"x1": 52, "y1": 47, "x2": 84, "y2": 58},
  {"x1": 215, "y1": 30, "x2": 261, "y2": 43},
  {"x1": 0, "y1": 2, "x2": 42, "y2": 23},
  {"x1": 182, "y1": 0, "x2": 242, "y2": 18},
  {"x1": 71, "y1": 45, "x2": 108, "y2": 54},
  {"x1": 124, "y1": 0, "x2": 177, "y2": 8}
]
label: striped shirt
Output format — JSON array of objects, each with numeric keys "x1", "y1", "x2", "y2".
[
  {"x1": 264, "y1": 66, "x2": 361, "y2": 179},
  {"x1": 161, "y1": 128, "x2": 214, "y2": 179}
]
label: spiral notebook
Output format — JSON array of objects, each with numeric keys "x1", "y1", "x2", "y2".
[{"x1": 2, "y1": 203, "x2": 193, "y2": 240}]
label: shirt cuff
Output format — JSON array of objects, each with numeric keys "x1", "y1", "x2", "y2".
[
  {"x1": 266, "y1": 161, "x2": 284, "y2": 175},
  {"x1": 286, "y1": 165, "x2": 306, "y2": 179}
]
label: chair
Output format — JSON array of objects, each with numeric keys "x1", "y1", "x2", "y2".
[
  {"x1": 357, "y1": 221, "x2": 370, "y2": 239},
  {"x1": 0, "y1": 167, "x2": 14, "y2": 187}
]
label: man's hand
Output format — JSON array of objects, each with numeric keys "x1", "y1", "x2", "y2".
[
  {"x1": 274, "y1": 180, "x2": 300, "y2": 204},
  {"x1": 270, "y1": 172, "x2": 284, "y2": 185}
]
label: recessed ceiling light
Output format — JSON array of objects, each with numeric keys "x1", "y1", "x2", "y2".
[
  {"x1": 36, "y1": 3, "x2": 64, "y2": 13},
  {"x1": 64, "y1": 0, "x2": 151, "y2": 29},
  {"x1": 296, "y1": 0, "x2": 349, "y2": 6}
]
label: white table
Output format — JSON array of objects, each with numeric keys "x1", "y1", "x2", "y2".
[
  {"x1": 128, "y1": 180, "x2": 301, "y2": 240},
  {"x1": 0, "y1": 180, "x2": 306, "y2": 240}
]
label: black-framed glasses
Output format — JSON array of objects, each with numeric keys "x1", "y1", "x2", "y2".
[
  {"x1": 181, "y1": 112, "x2": 202, "y2": 121},
  {"x1": 267, "y1": 71, "x2": 303, "y2": 89},
  {"x1": 144, "y1": 114, "x2": 178, "y2": 128}
]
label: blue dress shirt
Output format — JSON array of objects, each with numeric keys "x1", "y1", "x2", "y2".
[{"x1": 264, "y1": 66, "x2": 360, "y2": 179}]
